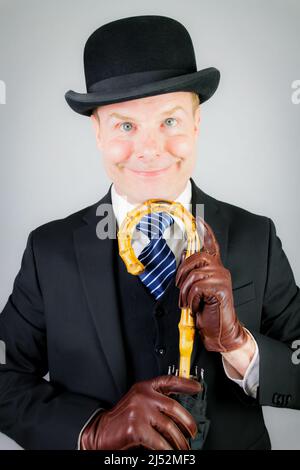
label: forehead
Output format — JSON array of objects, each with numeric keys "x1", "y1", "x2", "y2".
[{"x1": 96, "y1": 91, "x2": 193, "y2": 119}]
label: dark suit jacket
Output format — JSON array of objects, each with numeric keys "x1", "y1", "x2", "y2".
[{"x1": 0, "y1": 178, "x2": 300, "y2": 450}]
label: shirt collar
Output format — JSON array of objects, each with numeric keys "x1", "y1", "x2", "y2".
[{"x1": 111, "y1": 179, "x2": 192, "y2": 228}]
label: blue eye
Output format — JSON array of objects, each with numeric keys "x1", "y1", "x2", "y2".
[
  {"x1": 164, "y1": 117, "x2": 177, "y2": 127},
  {"x1": 120, "y1": 122, "x2": 133, "y2": 132}
]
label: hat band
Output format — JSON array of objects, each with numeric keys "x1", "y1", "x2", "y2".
[{"x1": 88, "y1": 68, "x2": 189, "y2": 94}]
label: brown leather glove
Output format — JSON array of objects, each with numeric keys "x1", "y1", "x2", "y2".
[
  {"x1": 176, "y1": 217, "x2": 248, "y2": 353},
  {"x1": 80, "y1": 375, "x2": 202, "y2": 450}
]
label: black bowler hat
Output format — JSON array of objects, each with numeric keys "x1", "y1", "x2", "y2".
[{"x1": 65, "y1": 15, "x2": 220, "y2": 116}]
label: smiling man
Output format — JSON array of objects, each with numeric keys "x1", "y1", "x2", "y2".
[
  {"x1": 0, "y1": 15, "x2": 300, "y2": 451},
  {"x1": 91, "y1": 91, "x2": 200, "y2": 204}
]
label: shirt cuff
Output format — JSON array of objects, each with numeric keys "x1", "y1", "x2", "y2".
[
  {"x1": 77, "y1": 407, "x2": 104, "y2": 450},
  {"x1": 222, "y1": 329, "x2": 260, "y2": 399}
]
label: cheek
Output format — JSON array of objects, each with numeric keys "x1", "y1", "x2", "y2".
[
  {"x1": 166, "y1": 135, "x2": 194, "y2": 157},
  {"x1": 103, "y1": 139, "x2": 133, "y2": 164}
]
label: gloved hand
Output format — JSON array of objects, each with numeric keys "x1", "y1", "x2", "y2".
[
  {"x1": 176, "y1": 217, "x2": 248, "y2": 353},
  {"x1": 80, "y1": 375, "x2": 202, "y2": 450}
]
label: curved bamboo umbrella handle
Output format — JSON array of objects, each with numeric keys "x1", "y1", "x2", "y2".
[{"x1": 117, "y1": 199, "x2": 201, "y2": 378}]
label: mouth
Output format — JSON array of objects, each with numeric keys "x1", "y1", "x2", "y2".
[{"x1": 125, "y1": 164, "x2": 175, "y2": 177}]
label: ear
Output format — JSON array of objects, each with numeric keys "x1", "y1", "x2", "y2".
[{"x1": 90, "y1": 112, "x2": 103, "y2": 150}]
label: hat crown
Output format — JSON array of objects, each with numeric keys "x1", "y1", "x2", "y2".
[{"x1": 83, "y1": 15, "x2": 197, "y2": 92}]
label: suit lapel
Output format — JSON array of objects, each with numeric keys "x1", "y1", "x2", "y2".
[
  {"x1": 73, "y1": 185, "x2": 128, "y2": 398},
  {"x1": 190, "y1": 178, "x2": 229, "y2": 266}
]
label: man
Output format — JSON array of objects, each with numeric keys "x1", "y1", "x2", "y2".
[{"x1": 0, "y1": 15, "x2": 299, "y2": 450}]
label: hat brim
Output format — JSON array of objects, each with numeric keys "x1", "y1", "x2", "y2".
[{"x1": 65, "y1": 67, "x2": 220, "y2": 116}]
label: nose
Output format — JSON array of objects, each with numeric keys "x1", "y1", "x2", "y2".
[{"x1": 136, "y1": 131, "x2": 162, "y2": 161}]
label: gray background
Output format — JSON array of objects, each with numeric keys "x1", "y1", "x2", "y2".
[{"x1": 0, "y1": 0, "x2": 299, "y2": 450}]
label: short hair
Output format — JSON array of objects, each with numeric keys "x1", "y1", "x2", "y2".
[{"x1": 190, "y1": 91, "x2": 200, "y2": 113}]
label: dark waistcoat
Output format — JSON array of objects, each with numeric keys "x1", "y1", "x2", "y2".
[{"x1": 113, "y1": 236, "x2": 189, "y2": 388}]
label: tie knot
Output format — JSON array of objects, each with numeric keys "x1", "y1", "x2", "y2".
[{"x1": 136, "y1": 211, "x2": 174, "y2": 239}]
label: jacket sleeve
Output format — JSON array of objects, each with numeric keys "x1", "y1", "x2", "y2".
[
  {"x1": 249, "y1": 217, "x2": 300, "y2": 409},
  {"x1": 0, "y1": 231, "x2": 103, "y2": 450}
]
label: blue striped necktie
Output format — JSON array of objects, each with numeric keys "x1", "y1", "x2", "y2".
[{"x1": 136, "y1": 211, "x2": 177, "y2": 300}]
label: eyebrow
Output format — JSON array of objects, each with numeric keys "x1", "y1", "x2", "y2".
[{"x1": 107, "y1": 105, "x2": 187, "y2": 122}]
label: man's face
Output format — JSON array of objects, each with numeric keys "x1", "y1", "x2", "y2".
[{"x1": 91, "y1": 91, "x2": 200, "y2": 204}]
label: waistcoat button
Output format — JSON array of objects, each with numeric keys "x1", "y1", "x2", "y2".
[{"x1": 155, "y1": 346, "x2": 166, "y2": 356}]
